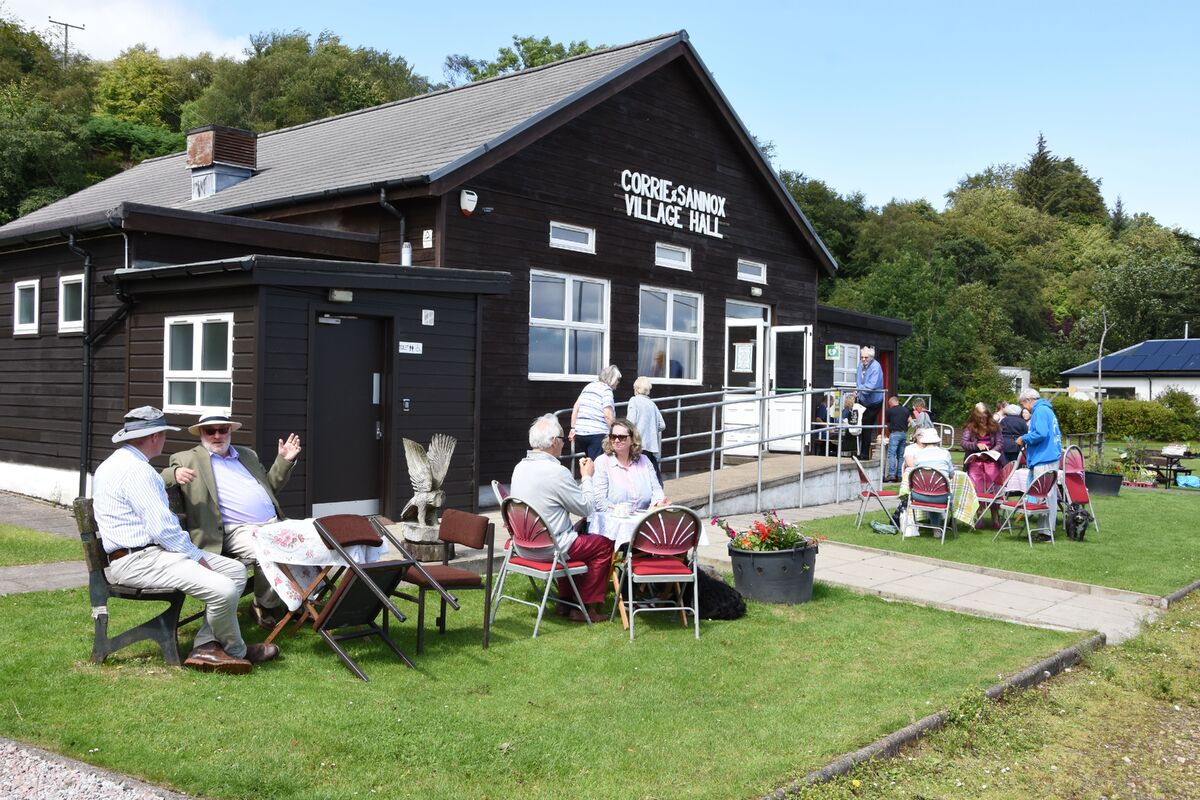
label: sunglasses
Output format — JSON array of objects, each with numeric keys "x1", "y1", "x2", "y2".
[
  {"x1": 610, "y1": 433, "x2": 630, "y2": 441},
  {"x1": 202, "y1": 426, "x2": 231, "y2": 435}
]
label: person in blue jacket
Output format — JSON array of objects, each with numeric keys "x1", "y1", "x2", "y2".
[
  {"x1": 1016, "y1": 388, "x2": 1063, "y2": 533},
  {"x1": 854, "y1": 346, "x2": 885, "y2": 460}
]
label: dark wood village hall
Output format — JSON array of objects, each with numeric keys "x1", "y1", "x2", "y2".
[{"x1": 0, "y1": 31, "x2": 907, "y2": 517}]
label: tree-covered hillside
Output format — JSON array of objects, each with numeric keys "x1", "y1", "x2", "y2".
[{"x1": 2, "y1": 16, "x2": 1195, "y2": 420}]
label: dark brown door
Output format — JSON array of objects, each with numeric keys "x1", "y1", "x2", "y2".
[{"x1": 312, "y1": 315, "x2": 385, "y2": 516}]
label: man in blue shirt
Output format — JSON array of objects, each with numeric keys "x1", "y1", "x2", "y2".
[
  {"x1": 1016, "y1": 388, "x2": 1063, "y2": 533},
  {"x1": 855, "y1": 346, "x2": 885, "y2": 460}
]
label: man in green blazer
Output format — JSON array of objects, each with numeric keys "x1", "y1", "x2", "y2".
[{"x1": 162, "y1": 413, "x2": 301, "y2": 628}]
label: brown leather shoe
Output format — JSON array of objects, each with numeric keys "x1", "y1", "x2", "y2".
[
  {"x1": 568, "y1": 608, "x2": 607, "y2": 624},
  {"x1": 184, "y1": 643, "x2": 251, "y2": 675},
  {"x1": 250, "y1": 602, "x2": 279, "y2": 630},
  {"x1": 244, "y1": 642, "x2": 280, "y2": 664}
]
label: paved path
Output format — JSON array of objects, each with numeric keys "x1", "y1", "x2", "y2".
[
  {"x1": 695, "y1": 500, "x2": 1158, "y2": 644},
  {"x1": 1, "y1": 490, "x2": 1159, "y2": 643}
]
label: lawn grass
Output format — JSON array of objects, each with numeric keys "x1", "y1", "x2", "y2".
[
  {"x1": 796, "y1": 592, "x2": 1200, "y2": 799},
  {"x1": 0, "y1": 583, "x2": 1074, "y2": 800},
  {"x1": 0, "y1": 523, "x2": 81, "y2": 566},
  {"x1": 816, "y1": 487, "x2": 1200, "y2": 596}
]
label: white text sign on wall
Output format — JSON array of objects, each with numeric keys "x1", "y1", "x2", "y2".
[{"x1": 620, "y1": 169, "x2": 726, "y2": 239}]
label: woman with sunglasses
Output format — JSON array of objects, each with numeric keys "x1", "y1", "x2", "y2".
[{"x1": 589, "y1": 418, "x2": 667, "y2": 538}]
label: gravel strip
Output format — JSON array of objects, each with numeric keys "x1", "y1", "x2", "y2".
[{"x1": 0, "y1": 738, "x2": 189, "y2": 800}]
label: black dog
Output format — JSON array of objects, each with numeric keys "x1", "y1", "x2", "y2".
[
  {"x1": 1063, "y1": 502, "x2": 1092, "y2": 541},
  {"x1": 697, "y1": 566, "x2": 746, "y2": 620}
]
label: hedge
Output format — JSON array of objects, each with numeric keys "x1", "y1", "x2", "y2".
[{"x1": 1051, "y1": 395, "x2": 1199, "y2": 441}]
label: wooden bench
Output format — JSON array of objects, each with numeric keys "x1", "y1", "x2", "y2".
[{"x1": 72, "y1": 497, "x2": 186, "y2": 665}]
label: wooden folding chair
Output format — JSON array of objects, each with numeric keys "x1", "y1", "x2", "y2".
[{"x1": 395, "y1": 509, "x2": 495, "y2": 654}]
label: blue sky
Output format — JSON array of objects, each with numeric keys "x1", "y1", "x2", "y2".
[{"x1": 8, "y1": 0, "x2": 1198, "y2": 233}]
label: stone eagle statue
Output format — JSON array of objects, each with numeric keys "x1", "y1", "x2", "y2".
[{"x1": 399, "y1": 434, "x2": 456, "y2": 526}]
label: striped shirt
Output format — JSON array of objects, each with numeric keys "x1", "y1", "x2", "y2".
[
  {"x1": 92, "y1": 445, "x2": 204, "y2": 560},
  {"x1": 574, "y1": 381, "x2": 615, "y2": 435}
]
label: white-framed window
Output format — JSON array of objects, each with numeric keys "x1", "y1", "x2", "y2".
[
  {"x1": 13, "y1": 279, "x2": 39, "y2": 335},
  {"x1": 58, "y1": 274, "x2": 84, "y2": 333},
  {"x1": 548, "y1": 221, "x2": 596, "y2": 254},
  {"x1": 655, "y1": 242, "x2": 692, "y2": 271},
  {"x1": 638, "y1": 286, "x2": 702, "y2": 383},
  {"x1": 163, "y1": 313, "x2": 233, "y2": 413},
  {"x1": 528, "y1": 270, "x2": 609, "y2": 380},
  {"x1": 832, "y1": 342, "x2": 860, "y2": 386},
  {"x1": 725, "y1": 299, "x2": 769, "y2": 322},
  {"x1": 737, "y1": 258, "x2": 767, "y2": 284}
]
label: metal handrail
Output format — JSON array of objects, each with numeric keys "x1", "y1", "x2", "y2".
[{"x1": 550, "y1": 384, "x2": 892, "y2": 512}]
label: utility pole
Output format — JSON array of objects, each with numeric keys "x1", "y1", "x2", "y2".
[
  {"x1": 1095, "y1": 309, "x2": 1114, "y2": 466},
  {"x1": 47, "y1": 17, "x2": 85, "y2": 65}
]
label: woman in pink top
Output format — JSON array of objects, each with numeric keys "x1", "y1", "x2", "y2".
[{"x1": 590, "y1": 418, "x2": 667, "y2": 536}]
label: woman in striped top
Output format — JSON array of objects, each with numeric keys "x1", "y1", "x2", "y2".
[{"x1": 569, "y1": 364, "x2": 621, "y2": 459}]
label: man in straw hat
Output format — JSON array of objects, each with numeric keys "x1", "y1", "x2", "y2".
[
  {"x1": 161, "y1": 413, "x2": 301, "y2": 629},
  {"x1": 93, "y1": 407, "x2": 280, "y2": 673}
]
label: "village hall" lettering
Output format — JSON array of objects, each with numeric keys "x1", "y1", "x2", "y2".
[{"x1": 619, "y1": 169, "x2": 726, "y2": 239}]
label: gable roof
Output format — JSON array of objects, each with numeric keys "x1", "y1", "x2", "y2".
[
  {"x1": 1062, "y1": 338, "x2": 1200, "y2": 377},
  {"x1": 0, "y1": 31, "x2": 837, "y2": 274}
]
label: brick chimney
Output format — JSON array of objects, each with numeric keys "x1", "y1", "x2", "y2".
[{"x1": 186, "y1": 125, "x2": 257, "y2": 200}]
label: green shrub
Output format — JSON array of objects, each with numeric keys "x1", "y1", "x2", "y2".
[
  {"x1": 1155, "y1": 386, "x2": 1200, "y2": 439},
  {"x1": 1051, "y1": 395, "x2": 1185, "y2": 440}
]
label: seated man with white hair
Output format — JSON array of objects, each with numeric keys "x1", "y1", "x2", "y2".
[{"x1": 510, "y1": 414, "x2": 612, "y2": 623}]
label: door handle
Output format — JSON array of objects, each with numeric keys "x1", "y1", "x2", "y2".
[{"x1": 375, "y1": 421, "x2": 383, "y2": 440}]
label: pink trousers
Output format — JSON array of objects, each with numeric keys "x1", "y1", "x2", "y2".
[{"x1": 967, "y1": 458, "x2": 1003, "y2": 494}]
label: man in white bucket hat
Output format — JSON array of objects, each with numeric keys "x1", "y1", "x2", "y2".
[{"x1": 93, "y1": 407, "x2": 280, "y2": 673}]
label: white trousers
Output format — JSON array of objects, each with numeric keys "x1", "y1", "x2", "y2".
[
  {"x1": 106, "y1": 548, "x2": 247, "y2": 658},
  {"x1": 1029, "y1": 462, "x2": 1059, "y2": 532}
]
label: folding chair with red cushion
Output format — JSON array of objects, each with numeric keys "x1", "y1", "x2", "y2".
[
  {"x1": 490, "y1": 497, "x2": 591, "y2": 637},
  {"x1": 308, "y1": 514, "x2": 426, "y2": 680},
  {"x1": 972, "y1": 458, "x2": 1018, "y2": 519},
  {"x1": 852, "y1": 456, "x2": 899, "y2": 528},
  {"x1": 994, "y1": 470, "x2": 1058, "y2": 547},
  {"x1": 908, "y1": 467, "x2": 955, "y2": 544},
  {"x1": 618, "y1": 505, "x2": 703, "y2": 641},
  {"x1": 1059, "y1": 446, "x2": 1100, "y2": 536},
  {"x1": 397, "y1": 508, "x2": 495, "y2": 654}
]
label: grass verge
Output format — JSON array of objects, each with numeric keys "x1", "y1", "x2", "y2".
[
  {"x1": 0, "y1": 582, "x2": 1074, "y2": 800},
  {"x1": 815, "y1": 487, "x2": 1200, "y2": 596},
  {"x1": 0, "y1": 523, "x2": 81, "y2": 567},
  {"x1": 794, "y1": 592, "x2": 1200, "y2": 799}
]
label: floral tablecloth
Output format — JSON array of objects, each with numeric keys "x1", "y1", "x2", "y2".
[{"x1": 250, "y1": 519, "x2": 389, "y2": 611}]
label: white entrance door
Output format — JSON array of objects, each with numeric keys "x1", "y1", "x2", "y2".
[
  {"x1": 767, "y1": 325, "x2": 813, "y2": 453},
  {"x1": 722, "y1": 319, "x2": 765, "y2": 458}
]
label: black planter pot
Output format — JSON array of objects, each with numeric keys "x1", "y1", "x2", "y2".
[
  {"x1": 1084, "y1": 470, "x2": 1122, "y2": 496},
  {"x1": 729, "y1": 543, "x2": 818, "y2": 604}
]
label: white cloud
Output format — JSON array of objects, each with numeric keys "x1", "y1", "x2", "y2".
[{"x1": 2, "y1": 0, "x2": 248, "y2": 60}]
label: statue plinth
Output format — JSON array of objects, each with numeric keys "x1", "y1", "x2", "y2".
[{"x1": 396, "y1": 520, "x2": 453, "y2": 562}]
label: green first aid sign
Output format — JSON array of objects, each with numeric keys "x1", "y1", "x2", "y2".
[{"x1": 825, "y1": 344, "x2": 840, "y2": 361}]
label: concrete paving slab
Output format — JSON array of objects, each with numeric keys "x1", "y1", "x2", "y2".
[
  {"x1": 923, "y1": 566, "x2": 1008, "y2": 590},
  {"x1": 951, "y1": 589, "x2": 1059, "y2": 616},
  {"x1": 0, "y1": 561, "x2": 87, "y2": 595},
  {"x1": 881, "y1": 573, "x2": 982, "y2": 603}
]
